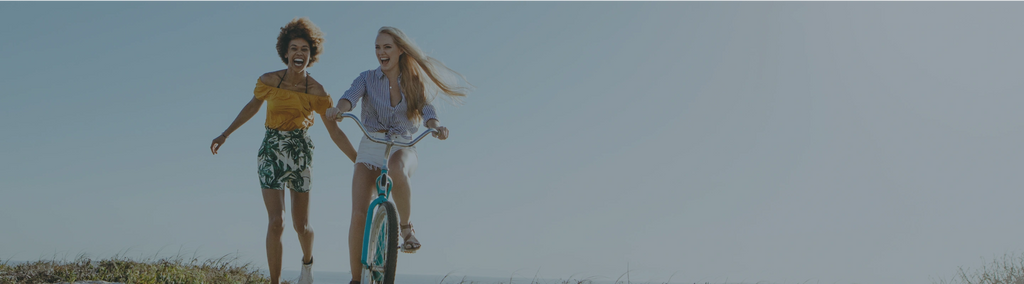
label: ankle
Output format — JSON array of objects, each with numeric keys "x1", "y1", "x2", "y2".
[{"x1": 303, "y1": 256, "x2": 313, "y2": 265}]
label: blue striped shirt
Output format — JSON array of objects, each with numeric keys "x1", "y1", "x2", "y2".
[{"x1": 339, "y1": 67, "x2": 439, "y2": 140}]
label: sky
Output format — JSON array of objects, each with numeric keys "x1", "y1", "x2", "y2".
[{"x1": 2, "y1": 2, "x2": 1024, "y2": 284}]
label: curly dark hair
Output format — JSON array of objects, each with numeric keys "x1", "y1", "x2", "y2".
[{"x1": 276, "y1": 17, "x2": 325, "y2": 67}]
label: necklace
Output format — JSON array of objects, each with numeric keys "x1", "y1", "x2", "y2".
[{"x1": 277, "y1": 71, "x2": 310, "y2": 93}]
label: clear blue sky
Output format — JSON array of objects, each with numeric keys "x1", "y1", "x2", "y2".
[{"x1": 3, "y1": 2, "x2": 1024, "y2": 284}]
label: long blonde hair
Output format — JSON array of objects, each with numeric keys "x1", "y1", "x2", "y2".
[{"x1": 379, "y1": 26, "x2": 471, "y2": 123}]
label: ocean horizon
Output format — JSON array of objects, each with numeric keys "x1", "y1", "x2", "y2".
[{"x1": 275, "y1": 270, "x2": 688, "y2": 284}]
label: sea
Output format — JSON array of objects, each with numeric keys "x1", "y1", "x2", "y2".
[{"x1": 275, "y1": 270, "x2": 683, "y2": 284}]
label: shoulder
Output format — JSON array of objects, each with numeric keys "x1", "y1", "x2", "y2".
[
  {"x1": 359, "y1": 69, "x2": 377, "y2": 79},
  {"x1": 306, "y1": 76, "x2": 329, "y2": 97},
  {"x1": 345, "y1": 69, "x2": 376, "y2": 86},
  {"x1": 259, "y1": 70, "x2": 285, "y2": 86}
]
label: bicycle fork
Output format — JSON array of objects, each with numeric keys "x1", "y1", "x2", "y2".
[{"x1": 361, "y1": 168, "x2": 394, "y2": 266}]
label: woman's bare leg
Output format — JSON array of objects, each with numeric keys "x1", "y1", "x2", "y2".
[
  {"x1": 262, "y1": 189, "x2": 287, "y2": 284},
  {"x1": 349, "y1": 164, "x2": 377, "y2": 281},
  {"x1": 291, "y1": 190, "x2": 314, "y2": 264},
  {"x1": 388, "y1": 149, "x2": 417, "y2": 226}
]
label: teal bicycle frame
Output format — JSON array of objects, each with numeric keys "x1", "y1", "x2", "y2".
[{"x1": 337, "y1": 113, "x2": 437, "y2": 273}]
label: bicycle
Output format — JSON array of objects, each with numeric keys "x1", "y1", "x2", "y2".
[{"x1": 337, "y1": 112, "x2": 437, "y2": 284}]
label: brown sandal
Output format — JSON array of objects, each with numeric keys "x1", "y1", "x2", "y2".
[{"x1": 400, "y1": 223, "x2": 421, "y2": 253}]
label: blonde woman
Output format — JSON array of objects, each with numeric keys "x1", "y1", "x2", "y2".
[
  {"x1": 210, "y1": 17, "x2": 357, "y2": 284},
  {"x1": 326, "y1": 26, "x2": 469, "y2": 284}
]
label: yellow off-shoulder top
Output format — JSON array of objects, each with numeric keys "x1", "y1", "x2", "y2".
[{"x1": 254, "y1": 79, "x2": 333, "y2": 131}]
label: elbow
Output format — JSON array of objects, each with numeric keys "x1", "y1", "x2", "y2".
[
  {"x1": 246, "y1": 102, "x2": 262, "y2": 113},
  {"x1": 339, "y1": 99, "x2": 353, "y2": 112}
]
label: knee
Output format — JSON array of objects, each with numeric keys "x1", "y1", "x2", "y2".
[
  {"x1": 350, "y1": 205, "x2": 370, "y2": 227},
  {"x1": 351, "y1": 196, "x2": 370, "y2": 216},
  {"x1": 351, "y1": 207, "x2": 367, "y2": 220},
  {"x1": 268, "y1": 217, "x2": 286, "y2": 234},
  {"x1": 387, "y1": 160, "x2": 407, "y2": 177},
  {"x1": 293, "y1": 222, "x2": 313, "y2": 235},
  {"x1": 388, "y1": 170, "x2": 408, "y2": 184}
]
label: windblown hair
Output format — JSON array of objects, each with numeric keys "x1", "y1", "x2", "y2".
[
  {"x1": 379, "y1": 26, "x2": 471, "y2": 123},
  {"x1": 276, "y1": 17, "x2": 325, "y2": 67}
]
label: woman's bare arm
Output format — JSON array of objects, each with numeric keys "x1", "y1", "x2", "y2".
[
  {"x1": 211, "y1": 97, "x2": 263, "y2": 154},
  {"x1": 321, "y1": 112, "x2": 357, "y2": 162}
]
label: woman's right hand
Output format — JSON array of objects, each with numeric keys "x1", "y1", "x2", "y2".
[
  {"x1": 211, "y1": 134, "x2": 227, "y2": 155},
  {"x1": 325, "y1": 107, "x2": 343, "y2": 121}
]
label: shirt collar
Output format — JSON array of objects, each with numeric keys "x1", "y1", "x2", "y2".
[
  {"x1": 374, "y1": 66, "x2": 385, "y2": 79},
  {"x1": 373, "y1": 66, "x2": 401, "y2": 81}
]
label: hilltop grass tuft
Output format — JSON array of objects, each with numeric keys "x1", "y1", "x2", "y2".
[
  {"x1": 0, "y1": 253, "x2": 278, "y2": 284},
  {"x1": 936, "y1": 253, "x2": 1024, "y2": 284}
]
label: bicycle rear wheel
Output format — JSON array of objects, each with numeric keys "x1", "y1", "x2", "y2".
[{"x1": 361, "y1": 201, "x2": 399, "y2": 284}]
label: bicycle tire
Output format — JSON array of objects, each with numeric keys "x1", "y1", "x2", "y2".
[{"x1": 362, "y1": 201, "x2": 400, "y2": 284}]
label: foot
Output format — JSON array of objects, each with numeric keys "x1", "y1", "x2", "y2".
[
  {"x1": 298, "y1": 257, "x2": 314, "y2": 284},
  {"x1": 400, "y1": 223, "x2": 421, "y2": 253}
]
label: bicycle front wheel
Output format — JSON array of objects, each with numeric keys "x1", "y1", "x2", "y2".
[{"x1": 362, "y1": 201, "x2": 399, "y2": 284}]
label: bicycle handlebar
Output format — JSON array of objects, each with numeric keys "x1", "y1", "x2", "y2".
[{"x1": 337, "y1": 112, "x2": 437, "y2": 148}]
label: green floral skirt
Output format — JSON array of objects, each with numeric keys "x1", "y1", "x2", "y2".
[{"x1": 257, "y1": 127, "x2": 314, "y2": 192}]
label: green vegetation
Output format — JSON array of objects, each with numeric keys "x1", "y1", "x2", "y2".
[
  {"x1": 936, "y1": 253, "x2": 1024, "y2": 284},
  {"x1": 0, "y1": 254, "x2": 275, "y2": 284},
  {"x1": 13, "y1": 251, "x2": 1024, "y2": 284}
]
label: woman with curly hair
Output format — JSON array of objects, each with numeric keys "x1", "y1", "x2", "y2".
[
  {"x1": 210, "y1": 17, "x2": 357, "y2": 284},
  {"x1": 326, "y1": 26, "x2": 470, "y2": 284}
]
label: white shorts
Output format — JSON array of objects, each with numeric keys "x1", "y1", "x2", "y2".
[{"x1": 355, "y1": 132, "x2": 418, "y2": 177}]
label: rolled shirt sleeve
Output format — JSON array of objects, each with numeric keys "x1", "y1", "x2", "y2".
[
  {"x1": 340, "y1": 71, "x2": 367, "y2": 108},
  {"x1": 421, "y1": 103, "x2": 438, "y2": 126}
]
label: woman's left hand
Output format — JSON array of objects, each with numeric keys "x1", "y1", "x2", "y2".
[{"x1": 432, "y1": 126, "x2": 449, "y2": 140}]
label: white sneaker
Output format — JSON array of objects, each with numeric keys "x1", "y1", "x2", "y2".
[{"x1": 298, "y1": 257, "x2": 314, "y2": 284}]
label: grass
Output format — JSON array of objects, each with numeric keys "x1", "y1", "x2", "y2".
[
  {"x1": 0, "y1": 253, "x2": 276, "y2": 284},
  {"x1": 18, "y1": 251, "x2": 1024, "y2": 284},
  {"x1": 2, "y1": 253, "x2": 685, "y2": 284},
  {"x1": 935, "y1": 253, "x2": 1024, "y2": 284}
]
